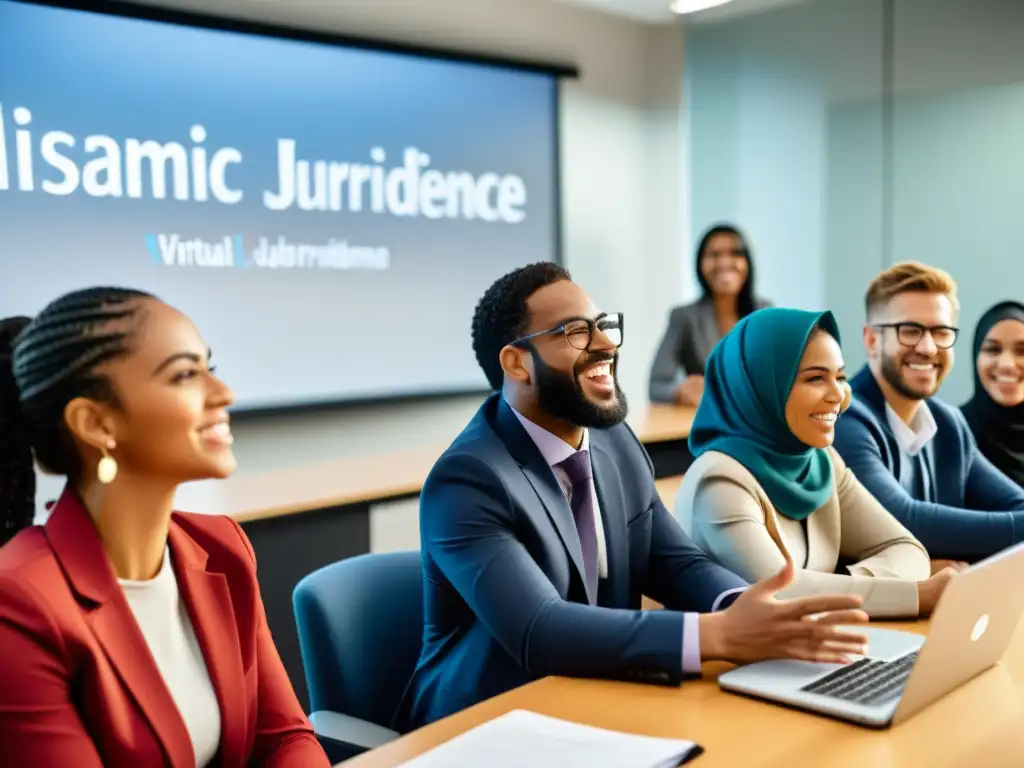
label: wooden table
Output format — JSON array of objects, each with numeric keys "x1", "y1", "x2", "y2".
[
  {"x1": 655, "y1": 474, "x2": 684, "y2": 507},
  {"x1": 340, "y1": 619, "x2": 1024, "y2": 767},
  {"x1": 172, "y1": 404, "x2": 694, "y2": 711},
  {"x1": 633, "y1": 404, "x2": 695, "y2": 479}
]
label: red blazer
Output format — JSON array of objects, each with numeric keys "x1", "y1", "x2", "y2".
[{"x1": 0, "y1": 487, "x2": 330, "y2": 768}]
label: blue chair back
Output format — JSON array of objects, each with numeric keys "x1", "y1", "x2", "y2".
[{"x1": 293, "y1": 550, "x2": 423, "y2": 728}]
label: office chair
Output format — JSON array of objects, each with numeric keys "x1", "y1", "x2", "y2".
[{"x1": 293, "y1": 550, "x2": 424, "y2": 764}]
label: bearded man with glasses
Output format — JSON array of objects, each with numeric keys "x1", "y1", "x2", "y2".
[
  {"x1": 394, "y1": 262, "x2": 870, "y2": 731},
  {"x1": 834, "y1": 261, "x2": 1024, "y2": 565}
]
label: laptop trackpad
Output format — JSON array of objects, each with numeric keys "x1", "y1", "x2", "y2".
[{"x1": 719, "y1": 627, "x2": 925, "y2": 691}]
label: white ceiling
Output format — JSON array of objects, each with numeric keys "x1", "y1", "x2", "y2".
[{"x1": 554, "y1": 0, "x2": 811, "y2": 24}]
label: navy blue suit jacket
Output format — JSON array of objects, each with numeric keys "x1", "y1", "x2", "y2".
[
  {"x1": 833, "y1": 366, "x2": 1024, "y2": 560},
  {"x1": 394, "y1": 395, "x2": 747, "y2": 731}
]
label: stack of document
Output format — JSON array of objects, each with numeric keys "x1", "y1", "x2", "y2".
[{"x1": 398, "y1": 709, "x2": 703, "y2": 767}]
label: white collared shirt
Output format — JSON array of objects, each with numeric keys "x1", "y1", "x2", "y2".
[{"x1": 885, "y1": 402, "x2": 938, "y2": 457}]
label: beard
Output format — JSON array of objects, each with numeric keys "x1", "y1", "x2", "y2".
[
  {"x1": 532, "y1": 350, "x2": 628, "y2": 429},
  {"x1": 880, "y1": 350, "x2": 942, "y2": 401}
]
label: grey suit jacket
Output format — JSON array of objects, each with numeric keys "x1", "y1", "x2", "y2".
[{"x1": 648, "y1": 296, "x2": 771, "y2": 403}]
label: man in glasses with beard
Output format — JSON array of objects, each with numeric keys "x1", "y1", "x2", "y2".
[
  {"x1": 833, "y1": 261, "x2": 1024, "y2": 565},
  {"x1": 394, "y1": 262, "x2": 869, "y2": 731}
]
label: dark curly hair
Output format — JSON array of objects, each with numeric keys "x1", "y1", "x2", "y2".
[
  {"x1": 0, "y1": 287, "x2": 154, "y2": 547},
  {"x1": 471, "y1": 262, "x2": 572, "y2": 390}
]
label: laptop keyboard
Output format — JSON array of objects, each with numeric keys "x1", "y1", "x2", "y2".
[{"x1": 800, "y1": 651, "x2": 919, "y2": 706}]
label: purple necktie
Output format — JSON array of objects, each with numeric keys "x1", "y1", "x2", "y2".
[{"x1": 556, "y1": 450, "x2": 599, "y2": 603}]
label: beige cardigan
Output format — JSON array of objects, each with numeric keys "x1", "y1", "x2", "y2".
[{"x1": 674, "y1": 447, "x2": 930, "y2": 617}]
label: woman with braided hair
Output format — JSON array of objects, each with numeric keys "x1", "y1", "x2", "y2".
[
  {"x1": 0, "y1": 315, "x2": 34, "y2": 547},
  {"x1": 0, "y1": 288, "x2": 328, "y2": 767}
]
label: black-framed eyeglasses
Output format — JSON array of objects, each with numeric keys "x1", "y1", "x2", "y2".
[
  {"x1": 511, "y1": 312, "x2": 624, "y2": 351},
  {"x1": 873, "y1": 322, "x2": 959, "y2": 350}
]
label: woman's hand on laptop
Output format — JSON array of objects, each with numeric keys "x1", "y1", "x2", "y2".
[
  {"x1": 918, "y1": 566, "x2": 960, "y2": 616},
  {"x1": 699, "y1": 559, "x2": 869, "y2": 665}
]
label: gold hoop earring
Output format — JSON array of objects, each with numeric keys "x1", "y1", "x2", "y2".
[{"x1": 97, "y1": 444, "x2": 118, "y2": 485}]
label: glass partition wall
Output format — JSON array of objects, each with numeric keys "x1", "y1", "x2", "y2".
[{"x1": 685, "y1": 0, "x2": 1024, "y2": 402}]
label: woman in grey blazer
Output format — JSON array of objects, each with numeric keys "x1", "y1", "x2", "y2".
[{"x1": 649, "y1": 223, "x2": 770, "y2": 405}]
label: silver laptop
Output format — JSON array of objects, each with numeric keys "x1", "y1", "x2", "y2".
[{"x1": 718, "y1": 541, "x2": 1024, "y2": 728}]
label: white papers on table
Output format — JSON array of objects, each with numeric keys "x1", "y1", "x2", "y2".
[{"x1": 397, "y1": 709, "x2": 701, "y2": 768}]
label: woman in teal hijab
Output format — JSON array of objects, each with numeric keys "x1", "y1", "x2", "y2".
[{"x1": 673, "y1": 308, "x2": 954, "y2": 618}]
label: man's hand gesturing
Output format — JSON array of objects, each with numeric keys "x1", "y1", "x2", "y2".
[{"x1": 700, "y1": 558, "x2": 870, "y2": 665}]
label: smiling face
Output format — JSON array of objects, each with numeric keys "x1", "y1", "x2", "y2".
[
  {"x1": 512, "y1": 280, "x2": 627, "y2": 429},
  {"x1": 785, "y1": 329, "x2": 847, "y2": 449},
  {"x1": 978, "y1": 318, "x2": 1024, "y2": 408},
  {"x1": 866, "y1": 291, "x2": 957, "y2": 402},
  {"x1": 699, "y1": 232, "x2": 749, "y2": 298},
  {"x1": 78, "y1": 298, "x2": 237, "y2": 484}
]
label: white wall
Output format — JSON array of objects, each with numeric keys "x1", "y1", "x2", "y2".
[
  {"x1": 688, "y1": 33, "x2": 825, "y2": 310},
  {"x1": 684, "y1": 0, "x2": 884, "y2": 314},
  {"x1": 828, "y1": 81, "x2": 1024, "y2": 404},
  {"x1": 685, "y1": 0, "x2": 1024, "y2": 409},
  {"x1": 35, "y1": 0, "x2": 688, "y2": 527},
  {"x1": 823, "y1": 0, "x2": 1024, "y2": 400}
]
